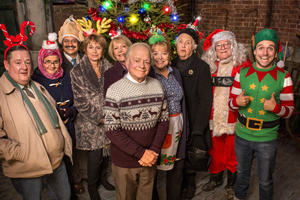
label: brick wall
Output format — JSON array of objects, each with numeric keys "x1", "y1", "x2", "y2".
[{"x1": 191, "y1": 0, "x2": 300, "y2": 49}]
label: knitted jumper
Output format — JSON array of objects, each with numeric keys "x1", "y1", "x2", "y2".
[
  {"x1": 104, "y1": 76, "x2": 169, "y2": 168},
  {"x1": 229, "y1": 63, "x2": 294, "y2": 142}
]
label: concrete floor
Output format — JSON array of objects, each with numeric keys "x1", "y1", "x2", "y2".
[{"x1": 1, "y1": 131, "x2": 300, "y2": 200}]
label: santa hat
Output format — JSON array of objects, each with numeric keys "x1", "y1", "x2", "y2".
[
  {"x1": 253, "y1": 28, "x2": 284, "y2": 67},
  {"x1": 203, "y1": 29, "x2": 235, "y2": 51},
  {"x1": 38, "y1": 32, "x2": 63, "y2": 79},
  {"x1": 177, "y1": 16, "x2": 204, "y2": 45},
  {"x1": 58, "y1": 15, "x2": 84, "y2": 44},
  {"x1": 109, "y1": 28, "x2": 122, "y2": 40}
]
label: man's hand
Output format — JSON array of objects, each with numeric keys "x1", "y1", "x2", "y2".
[
  {"x1": 138, "y1": 150, "x2": 158, "y2": 167},
  {"x1": 236, "y1": 89, "x2": 250, "y2": 106},
  {"x1": 264, "y1": 92, "x2": 277, "y2": 111}
]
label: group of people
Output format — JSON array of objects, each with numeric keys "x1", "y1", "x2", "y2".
[{"x1": 0, "y1": 14, "x2": 294, "y2": 200}]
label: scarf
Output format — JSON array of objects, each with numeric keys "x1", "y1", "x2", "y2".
[
  {"x1": 38, "y1": 48, "x2": 64, "y2": 80},
  {"x1": 177, "y1": 53, "x2": 194, "y2": 73},
  {"x1": 5, "y1": 71, "x2": 60, "y2": 135}
]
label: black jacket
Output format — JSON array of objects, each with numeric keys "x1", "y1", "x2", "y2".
[
  {"x1": 60, "y1": 50, "x2": 84, "y2": 74},
  {"x1": 172, "y1": 53, "x2": 213, "y2": 150}
]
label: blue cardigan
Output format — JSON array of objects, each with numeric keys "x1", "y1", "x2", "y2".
[
  {"x1": 32, "y1": 68, "x2": 77, "y2": 145},
  {"x1": 148, "y1": 66, "x2": 189, "y2": 159}
]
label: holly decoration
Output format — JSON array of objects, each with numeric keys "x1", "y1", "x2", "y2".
[{"x1": 160, "y1": 154, "x2": 176, "y2": 165}]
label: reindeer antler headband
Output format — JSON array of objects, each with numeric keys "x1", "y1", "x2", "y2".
[{"x1": 0, "y1": 21, "x2": 35, "y2": 59}]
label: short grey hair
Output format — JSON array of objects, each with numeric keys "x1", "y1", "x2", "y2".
[{"x1": 125, "y1": 42, "x2": 152, "y2": 61}]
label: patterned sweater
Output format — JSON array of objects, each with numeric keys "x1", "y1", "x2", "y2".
[
  {"x1": 229, "y1": 63, "x2": 294, "y2": 142},
  {"x1": 104, "y1": 75, "x2": 169, "y2": 168}
]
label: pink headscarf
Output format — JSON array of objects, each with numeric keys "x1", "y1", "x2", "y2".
[{"x1": 38, "y1": 48, "x2": 64, "y2": 80}]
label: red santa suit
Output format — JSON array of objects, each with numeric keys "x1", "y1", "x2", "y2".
[{"x1": 208, "y1": 57, "x2": 251, "y2": 174}]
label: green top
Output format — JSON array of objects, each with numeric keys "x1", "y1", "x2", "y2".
[{"x1": 237, "y1": 62, "x2": 287, "y2": 142}]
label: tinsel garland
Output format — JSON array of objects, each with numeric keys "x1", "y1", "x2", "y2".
[{"x1": 109, "y1": 21, "x2": 181, "y2": 40}]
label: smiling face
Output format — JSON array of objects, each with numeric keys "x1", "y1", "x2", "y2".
[
  {"x1": 44, "y1": 55, "x2": 60, "y2": 75},
  {"x1": 62, "y1": 36, "x2": 79, "y2": 58},
  {"x1": 254, "y1": 40, "x2": 277, "y2": 69},
  {"x1": 4, "y1": 50, "x2": 32, "y2": 85},
  {"x1": 215, "y1": 39, "x2": 232, "y2": 60},
  {"x1": 86, "y1": 41, "x2": 103, "y2": 63},
  {"x1": 152, "y1": 43, "x2": 170, "y2": 71},
  {"x1": 176, "y1": 33, "x2": 194, "y2": 60},
  {"x1": 126, "y1": 45, "x2": 151, "y2": 83},
  {"x1": 113, "y1": 41, "x2": 129, "y2": 64}
]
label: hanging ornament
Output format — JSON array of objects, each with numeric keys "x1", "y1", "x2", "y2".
[
  {"x1": 138, "y1": 8, "x2": 147, "y2": 16},
  {"x1": 120, "y1": 0, "x2": 128, "y2": 3},
  {"x1": 144, "y1": 15, "x2": 151, "y2": 23},
  {"x1": 124, "y1": 4, "x2": 129, "y2": 12},
  {"x1": 85, "y1": 15, "x2": 91, "y2": 21}
]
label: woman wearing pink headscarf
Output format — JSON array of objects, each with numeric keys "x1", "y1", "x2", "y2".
[{"x1": 32, "y1": 32, "x2": 78, "y2": 200}]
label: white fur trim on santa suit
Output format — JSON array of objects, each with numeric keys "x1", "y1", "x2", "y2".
[
  {"x1": 212, "y1": 31, "x2": 235, "y2": 44},
  {"x1": 210, "y1": 56, "x2": 237, "y2": 137}
]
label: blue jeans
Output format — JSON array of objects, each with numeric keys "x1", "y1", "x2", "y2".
[
  {"x1": 11, "y1": 161, "x2": 71, "y2": 200},
  {"x1": 234, "y1": 135, "x2": 277, "y2": 200}
]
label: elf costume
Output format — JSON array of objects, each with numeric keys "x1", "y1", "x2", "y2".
[{"x1": 228, "y1": 28, "x2": 294, "y2": 200}]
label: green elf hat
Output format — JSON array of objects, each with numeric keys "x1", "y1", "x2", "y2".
[{"x1": 253, "y1": 28, "x2": 284, "y2": 67}]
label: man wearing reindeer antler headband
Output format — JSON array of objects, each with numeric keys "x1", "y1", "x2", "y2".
[{"x1": 0, "y1": 21, "x2": 73, "y2": 199}]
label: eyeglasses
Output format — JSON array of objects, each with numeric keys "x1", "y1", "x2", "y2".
[
  {"x1": 44, "y1": 60, "x2": 59, "y2": 66},
  {"x1": 216, "y1": 42, "x2": 231, "y2": 49}
]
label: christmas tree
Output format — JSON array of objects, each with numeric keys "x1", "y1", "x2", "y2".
[{"x1": 77, "y1": 0, "x2": 188, "y2": 57}]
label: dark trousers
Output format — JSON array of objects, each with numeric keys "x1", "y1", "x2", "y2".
[
  {"x1": 64, "y1": 155, "x2": 78, "y2": 200},
  {"x1": 87, "y1": 149, "x2": 103, "y2": 200},
  {"x1": 153, "y1": 159, "x2": 185, "y2": 200}
]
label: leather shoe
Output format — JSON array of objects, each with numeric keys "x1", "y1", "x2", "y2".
[
  {"x1": 74, "y1": 182, "x2": 85, "y2": 194},
  {"x1": 100, "y1": 177, "x2": 115, "y2": 191},
  {"x1": 182, "y1": 186, "x2": 196, "y2": 200}
]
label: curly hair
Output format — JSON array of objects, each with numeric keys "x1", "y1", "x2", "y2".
[{"x1": 201, "y1": 38, "x2": 248, "y2": 74}]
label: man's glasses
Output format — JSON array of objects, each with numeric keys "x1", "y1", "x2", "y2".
[
  {"x1": 44, "y1": 60, "x2": 59, "y2": 66},
  {"x1": 216, "y1": 42, "x2": 231, "y2": 49}
]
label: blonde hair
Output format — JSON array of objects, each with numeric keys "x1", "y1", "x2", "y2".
[{"x1": 108, "y1": 35, "x2": 132, "y2": 61}]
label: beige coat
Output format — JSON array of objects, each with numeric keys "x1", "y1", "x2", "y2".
[{"x1": 0, "y1": 74, "x2": 72, "y2": 178}]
